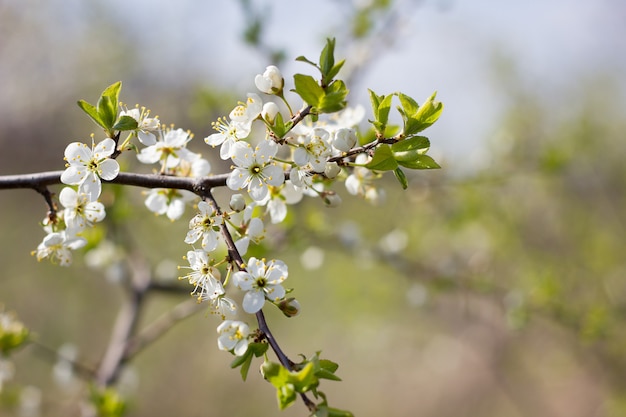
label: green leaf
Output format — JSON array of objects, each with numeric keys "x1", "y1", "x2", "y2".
[
  {"x1": 365, "y1": 144, "x2": 398, "y2": 171},
  {"x1": 77, "y1": 99, "x2": 106, "y2": 129},
  {"x1": 293, "y1": 74, "x2": 324, "y2": 107},
  {"x1": 397, "y1": 154, "x2": 441, "y2": 169},
  {"x1": 318, "y1": 80, "x2": 348, "y2": 113},
  {"x1": 397, "y1": 92, "x2": 419, "y2": 116},
  {"x1": 393, "y1": 167, "x2": 409, "y2": 189},
  {"x1": 269, "y1": 111, "x2": 288, "y2": 138},
  {"x1": 319, "y1": 38, "x2": 336, "y2": 79},
  {"x1": 412, "y1": 91, "x2": 444, "y2": 133},
  {"x1": 325, "y1": 59, "x2": 345, "y2": 83},
  {"x1": 230, "y1": 342, "x2": 268, "y2": 381},
  {"x1": 369, "y1": 93, "x2": 394, "y2": 135},
  {"x1": 112, "y1": 115, "x2": 138, "y2": 131},
  {"x1": 391, "y1": 136, "x2": 430, "y2": 161},
  {"x1": 296, "y1": 55, "x2": 318, "y2": 67},
  {"x1": 97, "y1": 81, "x2": 122, "y2": 130}
]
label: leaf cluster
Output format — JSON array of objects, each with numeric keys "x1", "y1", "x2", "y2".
[
  {"x1": 77, "y1": 82, "x2": 138, "y2": 139},
  {"x1": 293, "y1": 38, "x2": 348, "y2": 114},
  {"x1": 365, "y1": 90, "x2": 443, "y2": 188}
]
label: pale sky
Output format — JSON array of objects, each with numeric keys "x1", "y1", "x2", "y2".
[{"x1": 2, "y1": 0, "x2": 624, "y2": 172}]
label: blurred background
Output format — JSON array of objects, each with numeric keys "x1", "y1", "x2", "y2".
[{"x1": 1, "y1": 0, "x2": 626, "y2": 416}]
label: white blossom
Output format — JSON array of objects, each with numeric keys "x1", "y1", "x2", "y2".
[
  {"x1": 216, "y1": 320, "x2": 250, "y2": 356},
  {"x1": 60, "y1": 138, "x2": 120, "y2": 201},
  {"x1": 254, "y1": 66, "x2": 284, "y2": 94},
  {"x1": 58, "y1": 187, "x2": 105, "y2": 232},
  {"x1": 34, "y1": 231, "x2": 86, "y2": 266},
  {"x1": 179, "y1": 249, "x2": 223, "y2": 300},
  {"x1": 232, "y1": 257, "x2": 288, "y2": 314},
  {"x1": 184, "y1": 201, "x2": 223, "y2": 251},
  {"x1": 144, "y1": 188, "x2": 196, "y2": 221},
  {"x1": 293, "y1": 127, "x2": 332, "y2": 172},
  {"x1": 226, "y1": 141, "x2": 284, "y2": 201},
  {"x1": 137, "y1": 128, "x2": 195, "y2": 169}
]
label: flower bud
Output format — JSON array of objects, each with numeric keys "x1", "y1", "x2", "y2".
[
  {"x1": 229, "y1": 194, "x2": 246, "y2": 212},
  {"x1": 277, "y1": 298, "x2": 301, "y2": 317},
  {"x1": 324, "y1": 162, "x2": 341, "y2": 179},
  {"x1": 261, "y1": 102, "x2": 280, "y2": 124},
  {"x1": 332, "y1": 128, "x2": 357, "y2": 152},
  {"x1": 254, "y1": 65, "x2": 284, "y2": 95}
]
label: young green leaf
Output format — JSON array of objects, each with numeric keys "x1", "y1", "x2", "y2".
[
  {"x1": 412, "y1": 91, "x2": 444, "y2": 133},
  {"x1": 77, "y1": 99, "x2": 106, "y2": 129},
  {"x1": 295, "y1": 55, "x2": 318, "y2": 68},
  {"x1": 319, "y1": 38, "x2": 336, "y2": 80},
  {"x1": 97, "y1": 81, "x2": 122, "y2": 130},
  {"x1": 365, "y1": 144, "x2": 398, "y2": 171},
  {"x1": 397, "y1": 154, "x2": 441, "y2": 169},
  {"x1": 393, "y1": 167, "x2": 409, "y2": 189},
  {"x1": 391, "y1": 136, "x2": 430, "y2": 161},
  {"x1": 112, "y1": 115, "x2": 139, "y2": 131},
  {"x1": 293, "y1": 74, "x2": 324, "y2": 108}
]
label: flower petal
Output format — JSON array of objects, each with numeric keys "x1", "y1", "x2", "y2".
[{"x1": 242, "y1": 290, "x2": 265, "y2": 313}]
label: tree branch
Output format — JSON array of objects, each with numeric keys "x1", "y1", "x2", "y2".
[{"x1": 0, "y1": 171, "x2": 230, "y2": 193}]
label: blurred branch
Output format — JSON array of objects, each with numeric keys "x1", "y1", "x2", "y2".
[
  {"x1": 95, "y1": 253, "x2": 151, "y2": 386},
  {"x1": 123, "y1": 298, "x2": 204, "y2": 361}
]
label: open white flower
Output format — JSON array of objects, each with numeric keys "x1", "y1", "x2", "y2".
[
  {"x1": 217, "y1": 320, "x2": 250, "y2": 356},
  {"x1": 144, "y1": 188, "x2": 196, "y2": 221},
  {"x1": 34, "y1": 231, "x2": 87, "y2": 266},
  {"x1": 184, "y1": 201, "x2": 223, "y2": 252},
  {"x1": 137, "y1": 128, "x2": 195, "y2": 169},
  {"x1": 232, "y1": 257, "x2": 288, "y2": 314},
  {"x1": 205, "y1": 93, "x2": 262, "y2": 160},
  {"x1": 226, "y1": 141, "x2": 284, "y2": 201},
  {"x1": 179, "y1": 249, "x2": 223, "y2": 300},
  {"x1": 293, "y1": 127, "x2": 332, "y2": 172},
  {"x1": 60, "y1": 138, "x2": 120, "y2": 202},
  {"x1": 120, "y1": 106, "x2": 160, "y2": 146},
  {"x1": 59, "y1": 187, "x2": 105, "y2": 232}
]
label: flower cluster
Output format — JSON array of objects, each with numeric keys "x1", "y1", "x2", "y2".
[
  {"x1": 34, "y1": 138, "x2": 120, "y2": 266},
  {"x1": 42, "y1": 58, "x2": 433, "y2": 364}
]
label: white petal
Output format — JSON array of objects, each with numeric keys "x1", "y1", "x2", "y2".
[
  {"x1": 242, "y1": 290, "x2": 265, "y2": 313},
  {"x1": 94, "y1": 138, "x2": 116, "y2": 158},
  {"x1": 184, "y1": 228, "x2": 203, "y2": 244},
  {"x1": 201, "y1": 231, "x2": 219, "y2": 252},
  {"x1": 234, "y1": 237, "x2": 250, "y2": 256},
  {"x1": 248, "y1": 180, "x2": 268, "y2": 201},
  {"x1": 137, "y1": 131, "x2": 157, "y2": 146},
  {"x1": 227, "y1": 169, "x2": 248, "y2": 191},
  {"x1": 232, "y1": 271, "x2": 253, "y2": 290},
  {"x1": 99, "y1": 158, "x2": 120, "y2": 180},
  {"x1": 64, "y1": 142, "x2": 91, "y2": 163},
  {"x1": 268, "y1": 199, "x2": 287, "y2": 224},
  {"x1": 144, "y1": 192, "x2": 168, "y2": 214},
  {"x1": 166, "y1": 198, "x2": 186, "y2": 220},
  {"x1": 60, "y1": 166, "x2": 86, "y2": 186},
  {"x1": 262, "y1": 165, "x2": 285, "y2": 187},
  {"x1": 254, "y1": 140, "x2": 277, "y2": 162},
  {"x1": 58, "y1": 187, "x2": 78, "y2": 208},
  {"x1": 246, "y1": 257, "x2": 264, "y2": 278},
  {"x1": 137, "y1": 147, "x2": 162, "y2": 164},
  {"x1": 79, "y1": 173, "x2": 101, "y2": 201},
  {"x1": 233, "y1": 339, "x2": 249, "y2": 356},
  {"x1": 293, "y1": 147, "x2": 309, "y2": 167},
  {"x1": 205, "y1": 132, "x2": 226, "y2": 147},
  {"x1": 265, "y1": 284, "x2": 286, "y2": 301}
]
